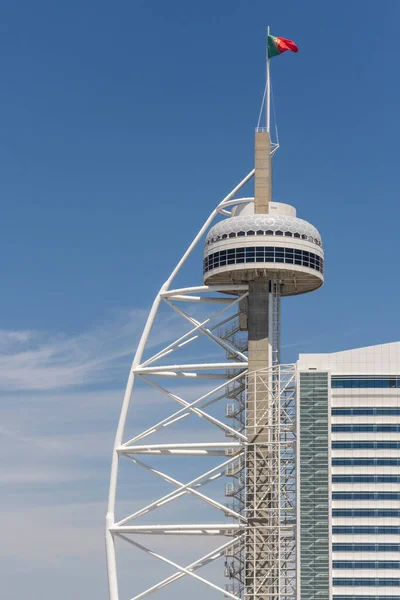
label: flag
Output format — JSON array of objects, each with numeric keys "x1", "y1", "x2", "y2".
[{"x1": 268, "y1": 35, "x2": 298, "y2": 59}]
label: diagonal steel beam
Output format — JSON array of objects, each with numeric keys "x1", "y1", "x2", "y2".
[
  {"x1": 122, "y1": 535, "x2": 245, "y2": 600},
  {"x1": 118, "y1": 535, "x2": 242, "y2": 600},
  {"x1": 141, "y1": 291, "x2": 247, "y2": 368},
  {"x1": 124, "y1": 370, "x2": 247, "y2": 445},
  {"x1": 126, "y1": 456, "x2": 246, "y2": 522},
  {"x1": 115, "y1": 454, "x2": 243, "y2": 526},
  {"x1": 165, "y1": 297, "x2": 248, "y2": 362}
]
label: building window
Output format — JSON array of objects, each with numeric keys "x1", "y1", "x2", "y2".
[
  {"x1": 332, "y1": 425, "x2": 400, "y2": 433},
  {"x1": 332, "y1": 442, "x2": 400, "y2": 450},
  {"x1": 333, "y1": 580, "x2": 400, "y2": 588},
  {"x1": 333, "y1": 544, "x2": 400, "y2": 553},
  {"x1": 334, "y1": 597, "x2": 400, "y2": 600},
  {"x1": 333, "y1": 526, "x2": 400, "y2": 535},
  {"x1": 332, "y1": 376, "x2": 399, "y2": 388},
  {"x1": 333, "y1": 562, "x2": 400, "y2": 570},
  {"x1": 332, "y1": 509, "x2": 400, "y2": 517},
  {"x1": 332, "y1": 458, "x2": 400, "y2": 466},
  {"x1": 204, "y1": 247, "x2": 324, "y2": 274},
  {"x1": 333, "y1": 407, "x2": 400, "y2": 415},
  {"x1": 332, "y1": 492, "x2": 400, "y2": 500},
  {"x1": 332, "y1": 475, "x2": 400, "y2": 483}
]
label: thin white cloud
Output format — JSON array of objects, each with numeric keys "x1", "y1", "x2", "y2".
[
  {"x1": 0, "y1": 308, "x2": 180, "y2": 391},
  {"x1": 0, "y1": 305, "x2": 233, "y2": 599}
]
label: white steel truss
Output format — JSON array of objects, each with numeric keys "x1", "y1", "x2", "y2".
[{"x1": 105, "y1": 170, "x2": 297, "y2": 600}]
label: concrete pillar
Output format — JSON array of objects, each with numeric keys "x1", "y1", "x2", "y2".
[
  {"x1": 247, "y1": 277, "x2": 270, "y2": 441},
  {"x1": 244, "y1": 132, "x2": 277, "y2": 599},
  {"x1": 254, "y1": 131, "x2": 272, "y2": 214}
]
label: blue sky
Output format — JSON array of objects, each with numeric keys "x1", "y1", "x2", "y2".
[{"x1": 2, "y1": 1, "x2": 400, "y2": 599}]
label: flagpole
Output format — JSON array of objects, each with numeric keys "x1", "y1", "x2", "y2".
[{"x1": 266, "y1": 25, "x2": 271, "y2": 132}]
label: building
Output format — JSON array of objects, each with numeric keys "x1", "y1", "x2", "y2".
[{"x1": 298, "y1": 342, "x2": 400, "y2": 600}]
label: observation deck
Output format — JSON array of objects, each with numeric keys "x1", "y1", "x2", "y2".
[{"x1": 203, "y1": 200, "x2": 324, "y2": 296}]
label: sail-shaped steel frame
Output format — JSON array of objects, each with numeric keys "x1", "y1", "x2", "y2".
[{"x1": 105, "y1": 164, "x2": 297, "y2": 600}]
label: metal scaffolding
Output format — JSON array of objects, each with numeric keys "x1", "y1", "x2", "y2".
[{"x1": 225, "y1": 365, "x2": 297, "y2": 600}]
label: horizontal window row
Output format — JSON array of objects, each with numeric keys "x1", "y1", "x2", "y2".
[
  {"x1": 333, "y1": 509, "x2": 400, "y2": 517},
  {"x1": 332, "y1": 425, "x2": 400, "y2": 432},
  {"x1": 332, "y1": 525, "x2": 400, "y2": 535},
  {"x1": 333, "y1": 458, "x2": 400, "y2": 466},
  {"x1": 333, "y1": 476, "x2": 400, "y2": 483},
  {"x1": 204, "y1": 246, "x2": 324, "y2": 274},
  {"x1": 333, "y1": 492, "x2": 400, "y2": 500},
  {"x1": 334, "y1": 562, "x2": 400, "y2": 570},
  {"x1": 207, "y1": 229, "x2": 322, "y2": 246},
  {"x1": 332, "y1": 377, "x2": 400, "y2": 389},
  {"x1": 333, "y1": 527, "x2": 400, "y2": 535},
  {"x1": 333, "y1": 408, "x2": 400, "y2": 416},
  {"x1": 334, "y1": 579, "x2": 400, "y2": 587},
  {"x1": 334, "y1": 597, "x2": 400, "y2": 600},
  {"x1": 333, "y1": 442, "x2": 400, "y2": 449},
  {"x1": 333, "y1": 545, "x2": 400, "y2": 553}
]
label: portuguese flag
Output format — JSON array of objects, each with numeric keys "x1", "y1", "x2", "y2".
[{"x1": 268, "y1": 35, "x2": 298, "y2": 59}]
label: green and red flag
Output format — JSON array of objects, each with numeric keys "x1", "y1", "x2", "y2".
[{"x1": 268, "y1": 35, "x2": 298, "y2": 59}]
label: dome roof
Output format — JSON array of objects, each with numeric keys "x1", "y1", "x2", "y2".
[{"x1": 206, "y1": 214, "x2": 322, "y2": 245}]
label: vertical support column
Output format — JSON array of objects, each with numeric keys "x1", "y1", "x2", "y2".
[
  {"x1": 245, "y1": 131, "x2": 279, "y2": 599},
  {"x1": 254, "y1": 131, "x2": 272, "y2": 214}
]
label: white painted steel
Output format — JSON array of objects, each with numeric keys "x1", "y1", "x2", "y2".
[
  {"x1": 118, "y1": 535, "x2": 242, "y2": 600},
  {"x1": 129, "y1": 536, "x2": 245, "y2": 600},
  {"x1": 106, "y1": 171, "x2": 257, "y2": 600}
]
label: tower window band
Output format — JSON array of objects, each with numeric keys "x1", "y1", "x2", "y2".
[{"x1": 204, "y1": 246, "x2": 324, "y2": 274}]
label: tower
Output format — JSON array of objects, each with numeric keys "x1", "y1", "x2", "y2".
[{"x1": 105, "y1": 36, "x2": 324, "y2": 600}]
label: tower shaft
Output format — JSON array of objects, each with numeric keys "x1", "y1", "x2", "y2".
[
  {"x1": 245, "y1": 131, "x2": 279, "y2": 600},
  {"x1": 254, "y1": 131, "x2": 272, "y2": 213}
]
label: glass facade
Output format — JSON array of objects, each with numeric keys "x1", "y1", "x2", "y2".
[
  {"x1": 333, "y1": 476, "x2": 400, "y2": 483},
  {"x1": 333, "y1": 545, "x2": 400, "y2": 552},
  {"x1": 333, "y1": 458, "x2": 400, "y2": 466},
  {"x1": 332, "y1": 492, "x2": 400, "y2": 500},
  {"x1": 333, "y1": 408, "x2": 400, "y2": 415},
  {"x1": 333, "y1": 562, "x2": 400, "y2": 570},
  {"x1": 332, "y1": 425, "x2": 400, "y2": 432},
  {"x1": 332, "y1": 376, "x2": 400, "y2": 388},
  {"x1": 299, "y1": 372, "x2": 330, "y2": 600},
  {"x1": 203, "y1": 246, "x2": 324, "y2": 274},
  {"x1": 333, "y1": 442, "x2": 400, "y2": 449},
  {"x1": 333, "y1": 527, "x2": 400, "y2": 535},
  {"x1": 334, "y1": 597, "x2": 400, "y2": 600},
  {"x1": 333, "y1": 509, "x2": 400, "y2": 517},
  {"x1": 300, "y1": 365, "x2": 400, "y2": 600},
  {"x1": 333, "y1": 580, "x2": 400, "y2": 588}
]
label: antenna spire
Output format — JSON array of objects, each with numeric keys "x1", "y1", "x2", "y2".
[{"x1": 266, "y1": 25, "x2": 271, "y2": 132}]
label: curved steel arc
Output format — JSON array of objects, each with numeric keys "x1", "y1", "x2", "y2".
[{"x1": 106, "y1": 169, "x2": 255, "y2": 600}]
